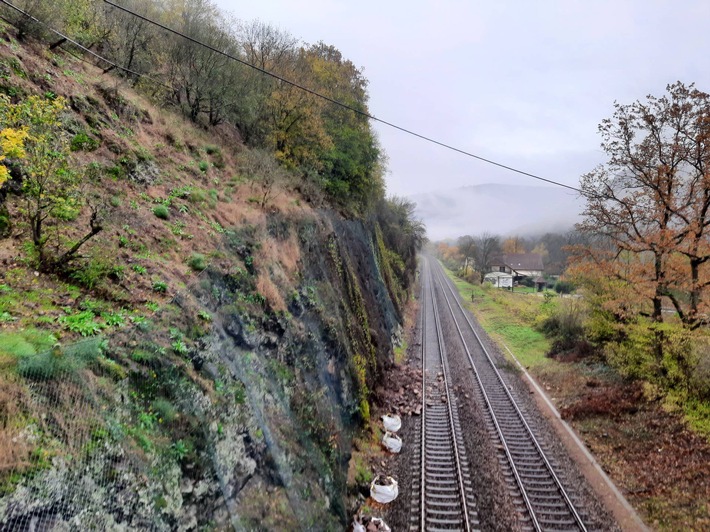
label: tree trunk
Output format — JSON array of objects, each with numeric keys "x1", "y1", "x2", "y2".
[
  {"x1": 653, "y1": 252, "x2": 664, "y2": 322},
  {"x1": 689, "y1": 257, "x2": 701, "y2": 325}
]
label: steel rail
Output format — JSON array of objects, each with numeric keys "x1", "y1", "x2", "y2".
[
  {"x1": 430, "y1": 261, "x2": 541, "y2": 530},
  {"x1": 427, "y1": 258, "x2": 472, "y2": 531},
  {"x1": 431, "y1": 260, "x2": 587, "y2": 531},
  {"x1": 414, "y1": 257, "x2": 475, "y2": 531},
  {"x1": 419, "y1": 260, "x2": 427, "y2": 532}
]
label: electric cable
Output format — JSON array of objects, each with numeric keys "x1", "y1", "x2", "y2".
[
  {"x1": 0, "y1": 0, "x2": 175, "y2": 92},
  {"x1": 0, "y1": 0, "x2": 584, "y2": 194},
  {"x1": 100, "y1": 0, "x2": 583, "y2": 194}
]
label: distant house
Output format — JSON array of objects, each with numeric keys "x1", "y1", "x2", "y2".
[
  {"x1": 483, "y1": 271, "x2": 513, "y2": 288},
  {"x1": 490, "y1": 253, "x2": 544, "y2": 278}
]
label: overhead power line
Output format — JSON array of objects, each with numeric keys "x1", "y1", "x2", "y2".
[
  {"x1": 100, "y1": 0, "x2": 582, "y2": 194},
  {"x1": 0, "y1": 0, "x2": 175, "y2": 92},
  {"x1": 1, "y1": 0, "x2": 582, "y2": 194}
]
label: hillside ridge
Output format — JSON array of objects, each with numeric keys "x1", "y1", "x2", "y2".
[{"x1": 0, "y1": 15, "x2": 421, "y2": 529}]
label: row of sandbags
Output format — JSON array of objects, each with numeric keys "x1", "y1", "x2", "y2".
[
  {"x1": 352, "y1": 414, "x2": 404, "y2": 530},
  {"x1": 370, "y1": 414, "x2": 402, "y2": 504}
]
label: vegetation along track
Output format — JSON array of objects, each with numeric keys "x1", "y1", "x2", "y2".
[
  {"x1": 409, "y1": 258, "x2": 480, "y2": 531},
  {"x1": 429, "y1": 257, "x2": 589, "y2": 531}
]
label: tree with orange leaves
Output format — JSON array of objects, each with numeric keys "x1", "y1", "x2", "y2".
[{"x1": 577, "y1": 82, "x2": 710, "y2": 329}]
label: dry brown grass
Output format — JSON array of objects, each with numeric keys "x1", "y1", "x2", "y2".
[
  {"x1": 256, "y1": 272, "x2": 286, "y2": 313},
  {"x1": 212, "y1": 200, "x2": 256, "y2": 228},
  {"x1": 259, "y1": 235, "x2": 301, "y2": 281},
  {"x1": 0, "y1": 378, "x2": 32, "y2": 474}
]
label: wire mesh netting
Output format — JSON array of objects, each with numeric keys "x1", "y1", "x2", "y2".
[{"x1": 0, "y1": 267, "x2": 247, "y2": 531}]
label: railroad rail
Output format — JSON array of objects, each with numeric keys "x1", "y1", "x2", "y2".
[
  {"x1": 410, "y1": 258, "x2": 479, "y2": 531},
  {"x1": 429, "y1": 259, "x2": 588, "y2": 531}
]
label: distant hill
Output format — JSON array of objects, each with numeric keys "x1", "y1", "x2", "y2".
[{"x1": 410, "y1": 183, "x2": 585, "y2": 240}]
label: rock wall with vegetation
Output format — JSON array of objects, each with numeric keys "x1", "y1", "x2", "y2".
[{"x1": 0, "y1": 10, "x2": 424, "y2": 529}]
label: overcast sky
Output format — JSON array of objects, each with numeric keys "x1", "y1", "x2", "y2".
[{"x1": 211, "y1": 0, "x2": 710, "y2": 198}]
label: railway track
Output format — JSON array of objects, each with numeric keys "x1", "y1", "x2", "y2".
[
  {"x1": 429, "y1": 258, "x2": 589, "y2": 531},
  {"x1": 409, "y1": 259, "x2": 479, "y2": 531}
]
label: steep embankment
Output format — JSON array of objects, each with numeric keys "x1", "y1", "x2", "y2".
[{"x1": 0, "y1": 28, "x2": 412, "y2": 529}]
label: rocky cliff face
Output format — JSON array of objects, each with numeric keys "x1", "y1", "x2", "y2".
[
  {"x1": 0, "y1": 210, "x2": 406, "y2": 530},
  {"x1": 0, "y1": 26, "x2": 416, "y2": 529}
]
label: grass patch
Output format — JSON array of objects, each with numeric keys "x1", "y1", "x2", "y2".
[
  {"x1": 187, "y1": 253, "x2": 206, "y2": 271},
  {"x1": 152, "y1": 205, "x2": 169, "y2": 220},
  {"x1": 443, "y1": 267, "x2": 552, "y2": 368},
  {"x1": 0, "y1": 331, "x2": 105, "y2": 380},
  {"x1": 681, "y1": 397, "x2": 710, "y2": 441},
  {"x1": 0, "y1": 330, "x2": 57, "y2": 359},
  {"x1": 393, "y1": 337, "x2": 408, "y2": 365}
]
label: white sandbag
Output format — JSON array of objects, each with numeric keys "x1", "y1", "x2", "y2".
[
  {"x1": 381, "y1": 431, "x2": 402, "y2": 453},
  {"x1": 353, "y1": 516, "x2": 391, "y2": 532},
  {"x1": 366, "y1": 518, "x2": 391, "y2": 532},
  {"x1": 370, "y1": 475, "x2": 398, "y2": 504},
  {"x1": 381, "y1": 414, "x2": 401, "y2": 433}
]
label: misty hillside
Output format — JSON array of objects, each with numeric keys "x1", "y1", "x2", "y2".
[{"x1": 411, "y1": 183, "x2": 585, "y2": 239}]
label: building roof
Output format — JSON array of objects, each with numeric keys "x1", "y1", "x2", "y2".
[{"x1": 490, "y1": 253, "x2": 544, "y2": 272}]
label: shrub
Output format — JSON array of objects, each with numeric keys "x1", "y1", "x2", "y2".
[
  {"x1": 152, "y1": 398, "x2": 178, "y2": 423},
  {"x1": 188, "y1": 189, "x2": 207, "y2": 204},
  {"x1": 539, "y1": 298, "x2": 588, "y2": 357},
  {"x1": 609, "y1": 324, "x2": 710, "y2": 398},
  {"x1": 208, "y1": 188, "x2": 219, "y2": 207},
  {"x1": 171, "y1": 339, "x2": 188, "y2": 355},
  {"x1": 152, "y1": 205, "x2": 169, "y2": 219},
  {"x1": 70, "y1": 132, "x2": 99, "y2": 152},
  {"x1": 554, "y1": 280, "x2": 575, "y2": 294},
  {"x1": 691, "y1": 340, "x2": 710, "y2": 400},
  {"x1": 187, "y1": 253, "x2": 207, "y2": 271},
  {"x1": 152, "y1": 280, "x2": 168, "y2": 293},
  {"x1": 519, "y1": 276, "x2": 535, "y2": 288},
  {"x1": 70, "y1": 260, "x2": 110, "y2": 290},
  {"x1": 198, "y1": 160, "x2": 209, "y2": 172},
  {"x1": 58, "y1": 310, "x2": 104, "y2": 336},
  {"x1": 94, "y1": 356, "x2": 127, "y2": 380}
]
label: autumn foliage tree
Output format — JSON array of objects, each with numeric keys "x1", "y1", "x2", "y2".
[
  {"x1": 0, "y1": 0, "x2": 386, "y2": 214},
  {"x1": 0, "y1": 95, "x2": 105, "y2": 270},
  {"x1": 576, "y1": 82, "x2": 710, "y2": 328},
  {"x1": 573, "y1": 82, "x2": 710, "y2": 395}
]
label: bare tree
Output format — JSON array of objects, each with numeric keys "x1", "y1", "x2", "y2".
[
  {"x1": 473, "y1": 232, "x2": 500, "y2": 274},
  {"x1": 457, "y1": 235, "x2": 475, "y2": 273}
]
